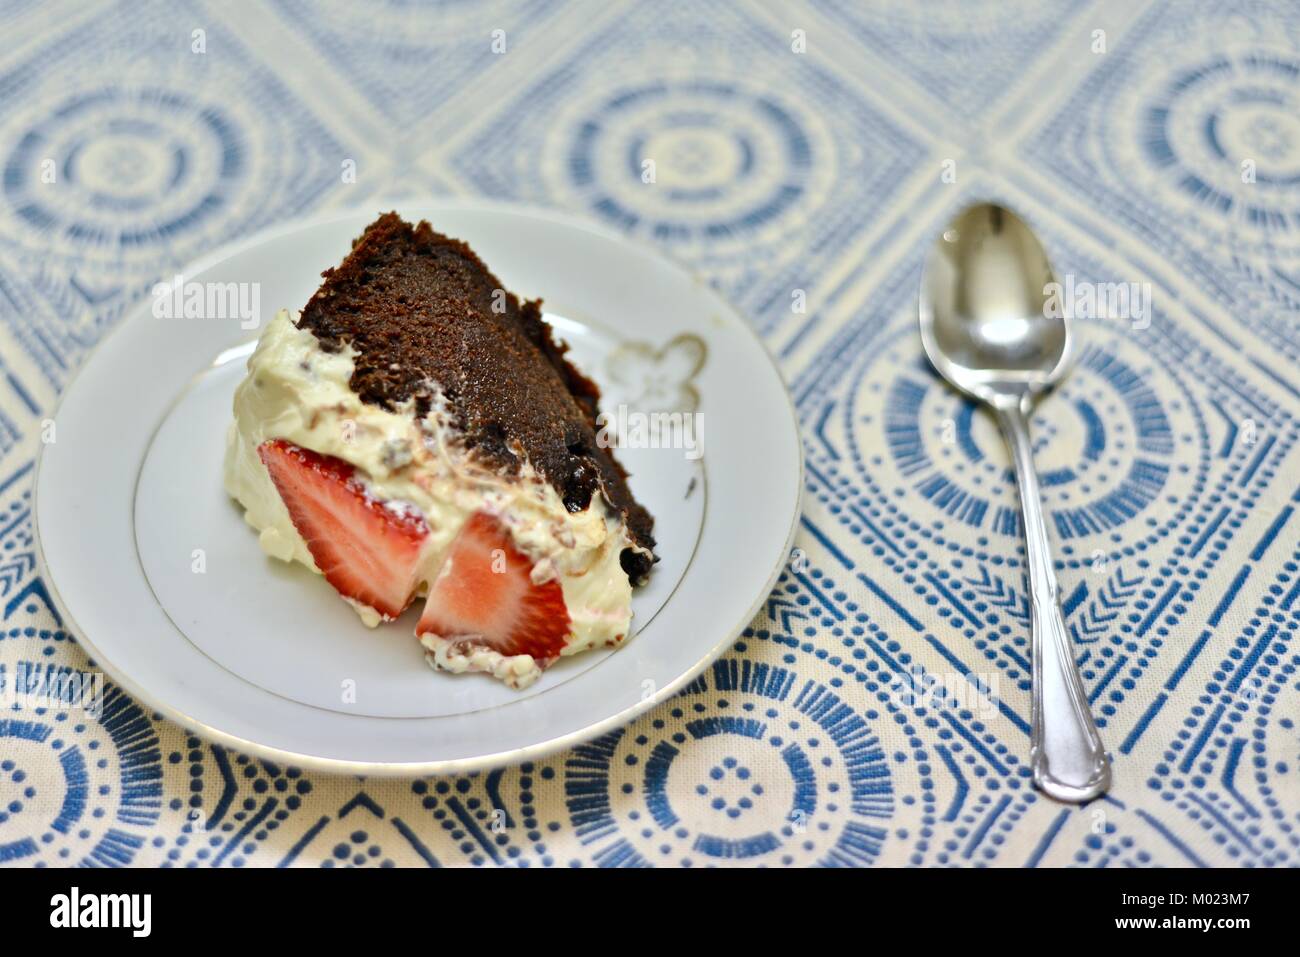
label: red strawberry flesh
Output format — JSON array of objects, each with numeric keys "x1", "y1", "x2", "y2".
[
  {"x1": 417, "y1": 512, "x2": 572, "y2": 663},
  {"x1": 258, "y1": 439, "x2": 429, "y2": 620}
]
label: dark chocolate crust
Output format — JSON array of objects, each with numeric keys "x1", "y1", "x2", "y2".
[{"x1": 297, "y1": 212, "x2": 656, "y2": 583}]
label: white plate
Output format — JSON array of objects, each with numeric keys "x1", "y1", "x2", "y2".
[{"x1": 34, "y1": 200, "x2": 802, "y2": 774}]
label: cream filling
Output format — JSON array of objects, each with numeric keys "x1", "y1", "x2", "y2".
[
  {"x1": 223, "y1": 309, "x2": 645, "y2": 683},
  {"x1": 422, "y1": 638, "x2": 544, "y2": 691}
]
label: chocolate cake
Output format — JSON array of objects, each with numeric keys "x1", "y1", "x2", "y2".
[{"x1": 297, "y1": 212, "x2": 656, "y2": 583}]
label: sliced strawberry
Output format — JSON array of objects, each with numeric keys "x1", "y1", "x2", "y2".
[
  {"x1": 258, "y1": 439, "x2": 429, "y2": 620},
  {"x1": 417, "y1": 512, "x2": 572, "y2": 663}
]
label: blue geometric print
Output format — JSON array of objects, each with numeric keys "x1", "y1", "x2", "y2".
[
  {"x1": 0, "y1": 0, "x2": 1297, "y2": 866},
  {"x1": 446, "y1": 0, "x2": 927, "y2": 334},
  {"x1": 268, "y1": 0, "x2": 567, "y2": 130},
  {"x1": 0, "y1": 0, "x2": 356, "y2": 358},
  {"x1": 1023, "y1": 0, "x2": 1300, "y2": 364},
  {"x1": 815, "y1": 0, "x2": 1081, "y2": 117}
]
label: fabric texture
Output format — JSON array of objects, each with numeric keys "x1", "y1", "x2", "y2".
[{"x1": 0, "y1": 0, "x2": 1297, "y2": 867}]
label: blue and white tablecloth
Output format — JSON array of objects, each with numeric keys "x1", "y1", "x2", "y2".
[{"x1": 1, "y1": 0, "x2": 1298, "y2": 867}]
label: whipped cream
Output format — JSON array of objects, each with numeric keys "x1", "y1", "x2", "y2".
[{"x1": 224, "y1": 309, "x2": 643, "y2": 687}]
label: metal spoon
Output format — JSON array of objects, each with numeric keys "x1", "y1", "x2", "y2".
[{"x1": 919, "y1": 203, "x2": 1110, "y2": 803}]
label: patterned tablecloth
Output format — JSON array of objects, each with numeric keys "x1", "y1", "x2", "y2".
[{"x1": 1, "y1": 0, "x2": 1298, "y2": 868}]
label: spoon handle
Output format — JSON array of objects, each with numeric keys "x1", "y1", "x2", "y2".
[{"x1": 996, "y1": 402, "x2": 1110, "y2": 803}]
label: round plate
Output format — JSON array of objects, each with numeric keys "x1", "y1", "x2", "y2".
[{"x1": 35, "y1": 200, "x2": 802, "y2": 774}]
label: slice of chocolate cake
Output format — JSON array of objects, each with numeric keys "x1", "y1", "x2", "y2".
[
  {"x1": 224, "y1": 212, "x2": 657, "y2": 689},
  {"x1": 299, "y1": 212, "x2": 655, "y2": 581}
]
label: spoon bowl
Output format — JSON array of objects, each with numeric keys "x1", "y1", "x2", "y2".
[{"x1": 920, "y1": 205, "x2": 1071, "y2": 407}]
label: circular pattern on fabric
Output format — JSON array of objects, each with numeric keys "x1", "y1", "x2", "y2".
[
  {"x1": 0, "y1": 667, "x2": 160, "y2": 866},
  {"x1": 1108, "y1": 37, "x2": 1300, "y2": 253},
  {"x1": 545, "y1": 78, "x2": 833, "y2": 256},
  {"x1": 847, "y1": 329, "x2": 1207, "y2": 558},
  {"x1": 1, "y1": 87, "x2": 246, "y2": 261},
  {"x1": 560, "y1": 665, "x2": 895, "y2": 866}
]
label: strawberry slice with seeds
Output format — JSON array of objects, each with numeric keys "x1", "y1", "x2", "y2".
[
  {"x1": 417, "y1": 512, "x2": 572, "y2": 663},
  {"x1": 258, "y1": 439, "x2": 429, "y2": 620}
]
